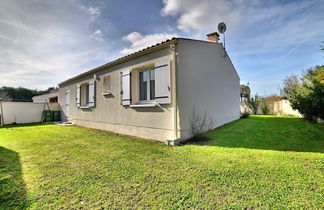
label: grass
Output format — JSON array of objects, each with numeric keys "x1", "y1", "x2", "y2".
[{"x1": 0, "y1": 115, "x2": 323, "y2": 209}]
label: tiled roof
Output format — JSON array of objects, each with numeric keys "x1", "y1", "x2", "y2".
[
  {"x1": 58, "y1": 38, "x2": 177, "y2": 86},
  {"x1": 58, "y1": 37, "x2": 220, "y2": 86}
]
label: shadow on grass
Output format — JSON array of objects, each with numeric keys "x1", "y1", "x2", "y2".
[
  {"x1": 0, "y1": 122, "x2": 52, "y2": 129},
  {"x1": 190, "y1": 116, "x2": 324, "y2": 153},
  {"x1": 0, "y1": 146, "x2": 29, "y2": 208}
]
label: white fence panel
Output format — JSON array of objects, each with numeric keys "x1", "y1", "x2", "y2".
[{"x1": 0, "y1": 102, "x2": 60, "y2": 125}]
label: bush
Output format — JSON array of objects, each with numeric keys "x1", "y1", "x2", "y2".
[
  {"x1": 248, "y1": 94, "x2": 263, "y2": 114},
  {"x1": 282, "y1": 66, "x2": 324, "y2": 120},
  {"x1": 240, "y1": 111, "x2": 250, "y2": 118},
  {"x1": 189, "y1": 107, "x2": 215, "y2": 138},
  {"x1": 262, "y1": 104, "x2": 270, "y2": 115}
]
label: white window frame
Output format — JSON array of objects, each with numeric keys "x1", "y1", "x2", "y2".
[
  {"x1": 138, "y1": 68, "x2": 155, "y2": 104},
  {"x1": 80, "y1": 83, "x2": 90, "y2": 107},
  {"x1": 102, "y1": 75, "x2": 112, "y2": 96}
]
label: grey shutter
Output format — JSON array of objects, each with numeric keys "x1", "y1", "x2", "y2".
[
  {"x1": 155, "y1": 59, "x2": 171, "y2": 104},
  {"x1": 121, "y1": 70, "x2": 131, "y2": 105},
  {"x1": 76, "y1": 85, "x2": 81, "y2": 108},
  {"x1": 88, "y1": 80, "x2": 96, "y2": 107}
]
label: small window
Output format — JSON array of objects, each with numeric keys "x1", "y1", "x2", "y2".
[
  {"x1": 104, "y1": 76, "x2": 111, "y2": 92},
  {"x1": 81, "y1": 83, "x2": 90, "y2": 106},
  {"x1": 139, "y1": 69, "x2": 155, "y2": 102}
]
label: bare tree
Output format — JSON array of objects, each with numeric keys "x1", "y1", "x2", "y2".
[
  {"x1": 240, "y1": 84, "x2": 251, "y2": 102},
  {"x1": 189, "y1": 107, "x2": 215, "y2": 137},
  {"x1": 281, "y1": 75, "x2": 301, "y2": 99}
]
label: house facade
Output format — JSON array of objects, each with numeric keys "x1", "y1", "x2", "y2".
[
  {"x1": 32, "y1": 91, "x2": 59, "y2": 103},
  {"x1": 58, "y1": 34, "x2": 240, "y2": 143}
]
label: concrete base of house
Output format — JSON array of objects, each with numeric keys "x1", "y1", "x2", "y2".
[{"x1": 71, "y1": 119, "x2": 174, "y2": 142}]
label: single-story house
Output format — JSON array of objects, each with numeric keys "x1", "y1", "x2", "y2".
[
  {"x1": 32, "y1": 91, "x2": 59, "y2": 103},
  {"x1": 58, "y1": 33, "x2": 240, "y2": 144}
]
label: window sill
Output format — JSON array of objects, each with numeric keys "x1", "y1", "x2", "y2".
[
  {"x1": 102, "y1": 91, "x2": 112, "y2": 96},
  {"x1": 130, "y1": 103, "x2": 158, "y2": 108},
  {"x1": 80, "y1": 106, "x2": 91, "y2": 109}
]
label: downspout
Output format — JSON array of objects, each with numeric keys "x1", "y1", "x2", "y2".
[
  {"x1": 0, "y1": 100, "x2": 4, "y2": 126},
  {"x1": 171, "y1": 43, "x2": 178, "y2": 141}
]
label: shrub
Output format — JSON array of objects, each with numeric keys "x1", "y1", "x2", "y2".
[
  {"x1": 248, "y1": 94, "x2": 263, "y2": 114},
  {"x1": 189, "y1": 107, "x2": 215, "y2": 138},
  {"x1": 262, "y1": 104, "x2": 270, "y2": 115},
  {"x1": 240, "y1": 111, "x2": 250, "y2": 118},
  {"x1": 282, "y1": 66, "x2": 324, "y2": 120}
]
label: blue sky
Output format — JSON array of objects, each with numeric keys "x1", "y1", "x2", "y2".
[{"x1": 0, "y1": 0, "x2": 323, "y2": 95}]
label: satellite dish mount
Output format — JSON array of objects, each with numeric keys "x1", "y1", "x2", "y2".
[{"x1": 218, "y1": 22, "x2": 227, "y2": 57}]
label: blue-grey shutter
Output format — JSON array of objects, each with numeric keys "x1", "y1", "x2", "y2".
[
  {"x1": 155, "y1": 60, "x2": 171, "y2": 104},
  {"x1": 76, "y1": 85, "x2": 81, "y2": 108},
  {"x1": 121, "y1": 70, "x2": 131, "y2": 105},
  {"x1": 88, "y1": 80, "x2": 95, "y2": 107}
]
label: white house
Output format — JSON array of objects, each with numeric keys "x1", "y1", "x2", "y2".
[
  {"x1": 32, "y1": 91, "x2": 59, "y2": 103},
  {"x1": 58, "y1": 33, "x2": 240, "y2": 144}
]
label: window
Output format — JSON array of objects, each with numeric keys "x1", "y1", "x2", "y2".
[
  {"x1": 81, "y1": 83, "x2": 90, "y2": 106},
  {"x1": 139, "y1": 69, "x2": 155, "y2": 101},
  {"x1": 77, "y1": 80, "x2": 96, "y2": 108},
  {"x1": 103, "y1": 76, "x2": 111, "y2": 93},
  {"x1": 120, "y1": 59, "x2": 171, "y2": 106}
]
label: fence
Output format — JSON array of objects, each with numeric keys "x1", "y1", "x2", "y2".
[{"x1": 0, "y1": 101, "x2": 60, "y2": 125}]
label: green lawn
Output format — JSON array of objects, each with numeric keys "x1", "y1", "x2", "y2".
[{"x1": 0, "y1": 116, "x2": 323, "y2": 209}]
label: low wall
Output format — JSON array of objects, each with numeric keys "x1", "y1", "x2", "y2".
[
  {"x1": 259, "y1": 98, "x2": 302, "y2": 117},
  {"x1": 240, "y1": 99, "x2": 302, "y2": 117},
  {"x1": 0, "y1": 102, "x2": 60, "y2": 125}
]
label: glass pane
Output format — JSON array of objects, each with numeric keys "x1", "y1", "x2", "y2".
[
  {"x1": 86, "y1": 84, "x2": 89, "y2": 104},
  {"x1": 139, "y1": 71, "x2": 147, "y2": 100},
  {"x1": 150, "y1": 70, "x2": 155, "y2": 100}
]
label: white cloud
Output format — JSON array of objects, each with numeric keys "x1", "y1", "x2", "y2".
[
  {"x1": 90, "y1": 30, "x2": 105, "y2": 41},
  {"x1": 78, "y1": 5, "x2": 101, "y2": 21},
  {"x1": 120, "y1": 32, "x2": 177, "y2": 55},
  {"x1": 0, "y1": 0, "x2": 110, "y2": 89},
  {"x1": 161, "y1": 0, "x2": 242, "y2": 32}
]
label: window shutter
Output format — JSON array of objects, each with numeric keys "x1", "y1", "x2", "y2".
[
  {"x1": 76, "y1": 85, "x2": 81, "y2": 108},
  {"x1": 121, "y1": 70, "x2": 131, "y2": 105},
  {"x1": 88, "y1": 80, "x2": 96, "y2": 107},
  {"x1": 155, "y1": 59, "x2": 171, "y2": 104}
]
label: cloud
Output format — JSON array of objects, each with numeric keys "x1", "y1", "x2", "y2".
[
  {"x1": 90, "y1": 30, "x2": 105, "y2": 41},
  {"x1": 161, "y1": 0, "x2": 324, "y2": 95},
  {"x1": 161, "y1": 0, "x2": 243, "y2": 32},
  {"x1": 78, "y1": 5, "x2": 102, "y2": 21},
  {"x1": 120, "y1": 32, "x2": 177, "y2": 55},
  {"x1": 0, "y1": 0, "x2": 110, "y2": 89}
]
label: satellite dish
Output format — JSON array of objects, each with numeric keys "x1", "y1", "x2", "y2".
[
  {"x1": 218, "y1": 22, "x2": 227, "y2": 57},
  {"x1": 218, "y1": 22, "x2": 226, "y2": 34}
]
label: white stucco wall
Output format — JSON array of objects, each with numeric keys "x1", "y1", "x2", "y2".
[
  {"x1": 58, "y1": 39, "x2": 240, "y2": 142},
  {"x1": 0, "y1": 102, "x2": 60, "y2": 125},
  {"x1": 58, "y1": 47, "x2": 176, "y2": 142},
  {"x1": 257, "y1": 99, "x2": 302, "y2": 116},
  {"x1": 32, "y1": 92, "x2": 59, "y2": 102},
  {"x1": 176, "y1": 40, "x2": 240, "y2": 140}
]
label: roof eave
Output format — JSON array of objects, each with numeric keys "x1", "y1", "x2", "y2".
[{"x1": 58, "y1": 38, "x2": 178, "y2": 86}]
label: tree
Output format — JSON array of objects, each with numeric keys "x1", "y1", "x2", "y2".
[
  {"x1": 248, "y1": 94, "x2": 263, "y2": 114},
  {"x1": 0, "y1": 86, "x2": 55, "y2": 102},
  {"x1": 0, "y1": 91, "x2": 9, "y2": 100},
  {"x1": 240, "y1": 84, "x2": 251, "y2": 102},
  {"x1": 282, "y1": 66, "x2": 324, "y2": 120},
  {"x1": 281, "y1": 75, "x2": 301, "y2": 99}
]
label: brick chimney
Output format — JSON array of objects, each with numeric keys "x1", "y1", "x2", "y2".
[{"x1": 206, "y1": 32, "x2": 220, "y2": 43}]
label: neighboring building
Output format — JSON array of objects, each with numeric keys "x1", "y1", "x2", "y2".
[
  {"x1": 32, "y1": 91, "x2": 59, "y2": 103},
  {"x1": 258, "y1": 96, "x2": 302, "y2": 116},
  {"x1": 58, "y1": 33, "x2": 240, "y2": 144}
]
